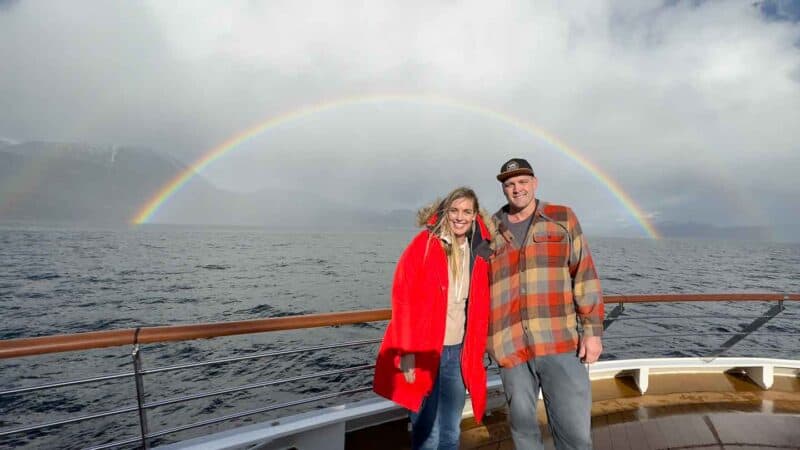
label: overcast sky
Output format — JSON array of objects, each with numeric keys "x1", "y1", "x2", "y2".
[{"x1": 1, "y1": 1, "x2": 799, "y2": 235}]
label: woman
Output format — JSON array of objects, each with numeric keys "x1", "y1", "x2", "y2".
[{"x1": 373, "y1": 187, "x2": 492, "y2": 450}]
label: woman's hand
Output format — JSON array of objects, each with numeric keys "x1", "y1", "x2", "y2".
[{"x1": 400, "y1": 353, "x2": 415, "y2": 383}]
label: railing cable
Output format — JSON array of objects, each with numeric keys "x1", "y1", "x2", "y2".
[
  {"x1": 0, "y1": 371, "x2": 134, "y2": 396},
  {"x1": 146, "y1": 386, "x2": 373, "y2": 441},
  {"x1": 144, "y1": 364, "x2": 374, "y2": 409},
  {"x1": 141, "y1": 338, "x2": 380, "y2": 375}
]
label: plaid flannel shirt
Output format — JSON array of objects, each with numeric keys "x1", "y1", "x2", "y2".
[{"x1": 487, "y1": 201, "x2": 604, "y2": 368}]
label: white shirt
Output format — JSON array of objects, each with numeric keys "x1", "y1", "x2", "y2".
[{"x1": 444, "y1": 241, "x2": 470, "y2": 345}]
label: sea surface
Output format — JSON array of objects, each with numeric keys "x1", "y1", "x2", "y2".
[{"x1": 1, "y1": 224, "x2": 799, "y2": 449}]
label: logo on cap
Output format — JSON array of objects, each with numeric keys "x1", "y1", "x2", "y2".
[{"x1": 497, "y1": 157, "x2": 534, "y2": 182}]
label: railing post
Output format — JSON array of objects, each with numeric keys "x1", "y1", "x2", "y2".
[
  {"x1": 131, "y1": 329, "x2": 150, "y2": 450},
  {"x1": 780, "y1": 295, "x2": 786, "y2": 311}
]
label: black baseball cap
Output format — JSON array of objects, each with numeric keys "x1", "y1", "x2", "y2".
[{"x1": 497, "y1": 158, "x2": 535, "y2": 182}]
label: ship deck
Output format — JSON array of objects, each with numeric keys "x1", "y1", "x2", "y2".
[
  {"x1": 347, "y1": 371, "x2": 800, "y2": 450},
  {"x1": 2, "y1": 294, "x2": 799, "y2": 449}
]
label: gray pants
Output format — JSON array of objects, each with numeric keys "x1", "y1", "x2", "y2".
[{"x1": 499, "y1": 353, "x2": 592, "y2": 450}]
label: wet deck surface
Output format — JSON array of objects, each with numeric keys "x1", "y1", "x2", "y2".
[
  {"x1": 348, "y1": 409, "x2": 800, "y2": 450},
  {"x1": 346, "y1": 372, "x2": 800, "y2": 449},
  {"x1": 591, "y1": 410, "x2": 800, "y2": 450}
]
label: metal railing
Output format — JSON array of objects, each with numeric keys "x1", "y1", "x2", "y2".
[
  {"x1": 1, "y1": 293, "x2": 798, "y2": 449},
  {"x1": 0, "y1": 337, "x2": 382, "y2": 449}
]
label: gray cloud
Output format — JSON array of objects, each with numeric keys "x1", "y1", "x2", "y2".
[
  {"x1": 0, "y1": 0, "x2": 19, "y2": 12},
  {"x1": 1, "y1": 1, "x2": 799, "y2": 234},
  {"x1": 760, "y1": 0, "x2": 800, "y2": 23}
]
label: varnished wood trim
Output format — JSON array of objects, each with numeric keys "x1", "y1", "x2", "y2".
[
  {"x1": 1, "y1": 293, "x2": 798, "y2": 359},
  {"x1": 0, "y1": 309, "x2": 392, "y2": 359},
  {"x1": 604, "y1": 293, "x2": 800, "y2": 304}
]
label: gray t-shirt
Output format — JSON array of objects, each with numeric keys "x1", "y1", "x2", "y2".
[{"x1": 504, "y1": 214, "x2": 534, "y2": 246}]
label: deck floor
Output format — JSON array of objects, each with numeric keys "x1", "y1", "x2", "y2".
[
  {"x1": 348, "y1": 406, "x2": 800, "y2": 450},
  {"x1": 346, "y1": 372, "x2": 800, "y2": 450}
]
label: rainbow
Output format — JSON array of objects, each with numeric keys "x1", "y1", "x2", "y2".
[{"x1": 131, "y1": 94, "x2": 660, "y2": 239}]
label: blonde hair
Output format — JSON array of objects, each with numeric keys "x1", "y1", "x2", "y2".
[{"x1": 417, "y1": 187, "x2": 479, "y2": 281}]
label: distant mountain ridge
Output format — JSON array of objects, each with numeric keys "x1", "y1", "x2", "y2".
[
  {"x1": 653, "y1": 221, "x2": 797, "y2": 243},
  {"x1": 0, "y1": 137, "x2": 19, "y2": 147},
  {"x1": 1, "y1": 141, "x2": 795, "y2": 240},
  {"x1": 0, "y1": 141, "x2": 416, "y2": 229},
  {"x1": 0, "y1": 142, "x2": 183, "y2": 224}
]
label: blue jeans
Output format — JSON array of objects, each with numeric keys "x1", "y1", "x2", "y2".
[
  {"x1": 499, "y1": 353, "x2": 592, "y2": 450},
  {"x1": 409, "y1": 344, "x2": 465, "y2": 450}
]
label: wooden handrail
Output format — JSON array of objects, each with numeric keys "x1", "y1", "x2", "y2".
[
  {"x1": 604, "y1": 293, "x2": 800, "y2": 304},
  {"x1": 1, "y1": 293, "x2": 798, "y2": 359},
  {"x1": 0, "y1": 309, "x2": 392, "y2": 360}
]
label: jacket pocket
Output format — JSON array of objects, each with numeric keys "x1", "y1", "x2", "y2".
[
  {"x1": 533, "y1": 232, "x2": 567, "y2": 242},
  {"x1": 531, "y1": 228, "x2": 568, "y2": 266}
]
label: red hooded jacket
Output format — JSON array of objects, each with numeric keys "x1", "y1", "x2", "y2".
[{"x1": 372, "y1": 215, "x2": 491, "y2": 422}]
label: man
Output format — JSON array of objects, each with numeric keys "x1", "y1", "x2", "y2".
[{"x1": 488, "y1": 158, "x2": 604, "y2": 450}]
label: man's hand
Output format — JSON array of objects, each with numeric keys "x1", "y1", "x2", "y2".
[
  {"x1": 400, "y1": 353, "x2": 416, "y2": 383},
  {"x1": 578, "y1": 336, "x2": 603, "y2": 364}
]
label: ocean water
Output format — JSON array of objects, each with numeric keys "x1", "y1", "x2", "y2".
[{"x1": 1, "y1": 225, "x2": 799, "y2": 448}]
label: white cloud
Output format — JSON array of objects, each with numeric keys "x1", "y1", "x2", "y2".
[{"x1": 1, "y1": 0, "x2": 799, "y2": 229}]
